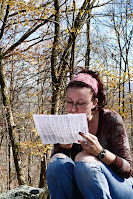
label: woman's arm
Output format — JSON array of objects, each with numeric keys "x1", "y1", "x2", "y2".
[
  {"x1": 78, "y1": 132, "x2": 116, "y2": 164},
  {"x1": 108, "y1": 111, "x2": 133, "y2": 178},
  {"x1": 78, "y1": 110, "x2": 133, "y2": 178}
]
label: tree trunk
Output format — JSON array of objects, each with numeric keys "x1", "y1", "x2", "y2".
[
  {"x1": 39, "y1": 155, "x2": 47, "y2": 188},
  {"x1": 85, "y1": 1, "x2": 91, "y2": 68},
  {"x1": 70, "y1": 0, "x2": 76, "y2": 80},
  {"x1": 128, "y1": 68, "x2": 133, "y2": 150},
  {"x1": 0, "y1": 50, "x2": 26, "y2": 185},
  {"x1": 51, "y1": 0, "x2": 60, "y2": 114},
  {"x1": 7, "y1": 141, "x2": 11, "y2": 190}
]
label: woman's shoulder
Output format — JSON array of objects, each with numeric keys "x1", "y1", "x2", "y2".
[
  {"x1": 102, "y1": 108, "x2": 119, "y2": 115},
  {"x1": 101, "y1": 108, "x2": 124, "y2": 124}
]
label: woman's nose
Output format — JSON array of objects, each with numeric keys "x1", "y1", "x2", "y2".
[{"x1": 71, "y1": 104, "x2": 78, "y2": 113}]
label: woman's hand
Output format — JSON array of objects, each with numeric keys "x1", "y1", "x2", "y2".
[
  {"x1": 78, "y1": 132, "x2": 103, "y2": 156},
  {"x1": 59, "y1": 144, "x2": 73, "y2": 149}
]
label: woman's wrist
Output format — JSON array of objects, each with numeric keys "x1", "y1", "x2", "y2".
[
  {"x1": 97, "y1": 148, "x2": 106, "y2": 160},
  {"x1": 100, "y1": 149, "x2": 116, "y2": 165}
]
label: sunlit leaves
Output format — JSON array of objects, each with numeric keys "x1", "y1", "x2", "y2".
[{"x1": 20, "y1": 140, "x2": 52, "y2": 157}]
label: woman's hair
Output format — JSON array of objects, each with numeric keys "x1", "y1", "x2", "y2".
[{"x1": 67, "y1": 69, "x2": 107, "y2": 109}]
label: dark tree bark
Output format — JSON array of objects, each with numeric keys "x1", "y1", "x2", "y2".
[
  {"x1": 0, "y1": 50, "x2": 26, "y2": 185},
  {"x1": 51, "y1": 0, "x2": 60, "y2": 115},
  {"x1": 39, "y1": 155, "x2": 47, "y2": 188}
]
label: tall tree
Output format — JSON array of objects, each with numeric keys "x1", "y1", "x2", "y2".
[
  {"x1": 0, "y1": 0, "x2": 54, "y2": 185},
  {"x1": 51, "y1": 0, "x2": 98, "y2": 114},
  {"x1": 111, "y1": 0, "x2": 133, "y2": 146}
]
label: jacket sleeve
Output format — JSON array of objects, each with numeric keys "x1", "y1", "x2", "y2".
[{"x1": 108, "y1": 111, "x2": 133, "y2": 178}]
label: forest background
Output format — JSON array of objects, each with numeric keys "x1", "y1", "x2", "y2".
[{"x1": 0, "y1": 0, "x2": 133, "y2": 193}]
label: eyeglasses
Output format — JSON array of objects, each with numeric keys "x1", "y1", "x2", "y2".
[{"x1": 66, "y1": 100, "x2": 92, "y2": 108}]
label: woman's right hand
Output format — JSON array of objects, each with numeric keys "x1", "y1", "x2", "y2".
[{"x1": 59, "y1": 144, "x2": 73, "y2": 149}]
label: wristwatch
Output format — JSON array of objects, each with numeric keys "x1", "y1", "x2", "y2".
[{"x1": 97, "y1": 148, "x2": 106, "y2": 160}]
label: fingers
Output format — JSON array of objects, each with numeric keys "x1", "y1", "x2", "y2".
[
  {"x1": 79, "y1": 132, "x2": 94, "y2": 142},
  {"x1": 78, "y1": 132, "x2": 103, "y2": 156},
  {"x1": 87, "y1": 115, "x2": 93, "y2": 121},
  {"x1": 78, "y1": 140, "x2": 89, "y2": 151},
  {"x1": 87, "y1": 133, "x2": 96, "y2": 139},
  {"x1": 78, "y1": 139, "x2": 87, "y2": 146},
  {"x1": 78, "y1": 132, "x2": 97, "y2": 148}
]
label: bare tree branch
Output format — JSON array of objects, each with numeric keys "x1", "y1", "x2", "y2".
[
  {"x1": 3, "y1": 15, "x2": 54, "y2": 56},
  {"x1": 0, "y1": 4, "x2": 9, "y2": 40}
]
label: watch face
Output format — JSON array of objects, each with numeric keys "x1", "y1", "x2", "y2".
[
  {"x1": 100, "y1": 153, "x2": 105, "y2": 159},
  {"x1": 98, "y1": 149, "x2": 106, "y2": 159},
  {"x1": 97, "y1": 149, "x2": 106, "y2": 160}
]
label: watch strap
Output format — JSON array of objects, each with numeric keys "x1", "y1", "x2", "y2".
[{"x1": 97, "y1": 148, "x2": 106, "y2": 160}]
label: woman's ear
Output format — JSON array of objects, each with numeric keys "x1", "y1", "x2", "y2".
[{"x1": 92, "y1": 98, "x2": 98, "y2": 109}]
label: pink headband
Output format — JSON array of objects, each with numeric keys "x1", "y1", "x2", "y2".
[{"x1": 70, "y1": 73, "x2": 99, "y2": 95}]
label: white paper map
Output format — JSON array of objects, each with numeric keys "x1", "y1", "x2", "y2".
[{"x1": 33, "y1": 113, "x2": 89, "y2": 144}]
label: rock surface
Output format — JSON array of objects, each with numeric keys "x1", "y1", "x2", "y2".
[{"x1": 0, "y1": 185, "x2": 45, "y2": 199}]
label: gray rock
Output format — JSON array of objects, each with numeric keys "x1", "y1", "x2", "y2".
[{"x1": 0, "y1": 185, "x2": 45, "y2": 199}]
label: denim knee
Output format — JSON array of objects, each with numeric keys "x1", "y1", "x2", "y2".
[
  {"x1": 74, "y1": 161, "x2": 133, "y2": 199},
  {"x1": 46, "y1": 154, "x2": 76, "y2": 199},
  {"x1": 74, "y1": 161, "x2": 101, "y2": 184},
  {"x1": 74, "y1": 161, "x2": 112, "y2": 199},
  {"x1": 46, "y1": 154, "x2": 75, "y2": 180}
]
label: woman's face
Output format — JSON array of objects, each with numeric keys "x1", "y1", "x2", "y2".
[{"x1": 66, "y1": 87, "x2": 97, "y2": 117}]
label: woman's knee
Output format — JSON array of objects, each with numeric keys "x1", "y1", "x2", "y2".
[
  {"x1": 47, "y1": 153, "x2": 69, "y2": 172},
  {"x1": 75, "y1": 151, "x2": 99, "y2": 162},
  {"x1": 48, "y1": 153, "x2": 67, "y2": 164},
  {"x1": 46, "y1": 153, "x2": 75, "y2": 177}
]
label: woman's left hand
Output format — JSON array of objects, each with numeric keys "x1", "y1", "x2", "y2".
[{"x1": 78, "y1": 132, "x2": 103, "y2": 156}]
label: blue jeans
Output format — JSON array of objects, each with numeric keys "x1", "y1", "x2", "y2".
[{"x1": 46, "y1": 154, "x2": 133, "y2": 199}]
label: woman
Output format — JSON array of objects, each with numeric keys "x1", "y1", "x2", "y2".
[{"x1": 46, "y1": 70, "x2": 133, "y2": 199}]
